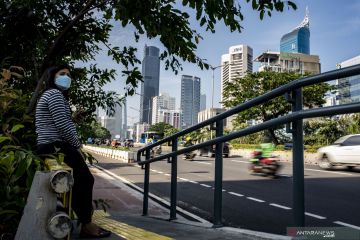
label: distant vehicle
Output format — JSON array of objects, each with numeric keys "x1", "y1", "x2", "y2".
[
  {"x1": 123, "y1": 139, "x2": 134, "y2": 147},
  {"x1": 111, "y1": 139, "x2": 121, "y2": 148},
  {"x1": 140, "y1": 131, "x2": 164, "y2": 144},
  {"x1": 317, "y1": 134, "x2": 360, "y2": 170},
  {"x1": 284, "y1": 143, "x2": 293, "y2": 150},
  {"x1": 197, "y1": 142, "x2": 230, "y2": 158}
]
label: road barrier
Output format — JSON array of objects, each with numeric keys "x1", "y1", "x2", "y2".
[{"x1": 83, "y1": 145, "x2": 135, "y2": 163}]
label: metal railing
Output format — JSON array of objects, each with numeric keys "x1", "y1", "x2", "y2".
[{"x1": 136, "y1": 64, "x2": 360, "y2": 227}]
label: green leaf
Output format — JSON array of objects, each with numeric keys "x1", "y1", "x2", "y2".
[
  {"x1": 11, "y1": 124, "x2": 24, "y2": 133},
  {"x1": 0, "y1": 136, "x2": 11, "y2": 143}
]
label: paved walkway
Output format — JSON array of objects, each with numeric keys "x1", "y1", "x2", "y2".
[{"x1": 71, "y1": 165, "x2": 290, "y2": 240}]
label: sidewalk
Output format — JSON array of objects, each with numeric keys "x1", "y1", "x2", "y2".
[{"x1": 72, "y1": 165, "x2": 291, "y2": 240}]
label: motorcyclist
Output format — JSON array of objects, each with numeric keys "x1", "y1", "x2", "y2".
[
  {"x1": 184, "y1": 136, "x2": 193, "y2": 147},
  {"x1": 250, "y1": 136, "x2": 274, "y2": 167},
  {"x1": 184, "y1": 136, "x2": 195, "y2": 160}
]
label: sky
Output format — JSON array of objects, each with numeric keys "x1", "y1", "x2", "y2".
[{"x1": 77, "y1": 0, "x2": 360, "y2": 125}]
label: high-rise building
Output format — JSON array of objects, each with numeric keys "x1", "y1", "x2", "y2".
[
  {"x1": 151, "y1": 93, "x2": 176, "y2": 124},
  {"x1": 140, "y1": 45, "x2": 160, "y2": 124},
  {"x1": 220, "y1": 44, "x2": 253, "y2": 106},
  {"x1": 200, "y1": 94, "x2": 206, "y2": 111},
  {"x1": 254, "y1": 51, "x2": 320, "y2": 75},
  {"x1": 180, "y1": 75, "x2": 201, "y2": 129},
  {"x1": 99, "y1": 103, "x2": 124, "y2": 139},
  {"x1": 157, "y1": 109, "x2": 182, "y2": 129},
  {"x1": 280, "y1": 8, "x2": 310, "y2": 54},
  {"x1": 198, "y1": 108, "x2": 226, "y2": 125},
  {"x1": 336, "y1": 55, "x2": 360, "y2": 104}
]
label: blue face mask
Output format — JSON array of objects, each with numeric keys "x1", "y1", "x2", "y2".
[{"x1": 55, "y1": 75, "x2": 71, "y2": 90}]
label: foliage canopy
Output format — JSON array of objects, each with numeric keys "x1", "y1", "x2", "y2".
[{"x1": 222, "y1": 71, "x2": 332, "y2": 144}]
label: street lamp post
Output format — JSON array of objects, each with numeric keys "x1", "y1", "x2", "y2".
[
  {"x1": 209, "y1": 62, "x2": 233, "y2": 109},
  {"x1": 209, "y1": 63, "x2": 233, "y2": 139}
]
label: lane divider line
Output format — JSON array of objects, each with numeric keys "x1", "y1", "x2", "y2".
[
  {"x1": 269, "y1": 203, "x2": 291, "y2": 210},
  {"x1": 305, "y1": 212, "x2": 326, "y2": 219},
  {"x1": 247, "y1": 197, "x2": 265, "y2": 203},
  {"x1": 187, "y1": 180, "x2": 199, "y2": 184},
  {"x1": 164, "y1": 173, "x2": 170, "y2": 176},
  {"x1": 231, "y1": 159, "x2": 353, "y2": 176},
  {"x1": 304, "y1": 168, "x2": 353, "y2": 176},
  {"x1": 231, "y1": 160, "x2": 248, "y2": 164},
  {"x1": 195, "y1": 162, "x2": 212, "y2": 165},
  {"x1": 200, "y1": 184, "x2": 212, "y2": 188},
  {"x1": 229, "y1": 192, "x2": 244, "y2": 197},
  {"x1": 333, "y1": 221, "x2": 360, "y2": 230}
]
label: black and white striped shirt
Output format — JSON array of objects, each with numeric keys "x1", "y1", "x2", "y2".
[{"x1": 35, "y1": 88, "x2": 81, "y2": 148}]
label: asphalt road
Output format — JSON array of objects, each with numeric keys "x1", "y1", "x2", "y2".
[{"x1": 93, "y1": 151, "x2": 360, "y2": 235}]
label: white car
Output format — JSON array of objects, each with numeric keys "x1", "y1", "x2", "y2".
[{"x1": 317, "y1": 134, "x2": 360, "y2": 170}]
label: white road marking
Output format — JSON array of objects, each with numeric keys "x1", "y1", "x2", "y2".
[
  {"x1": 305, "y1": 212, "x2": 326, "y2": 219},
  {"x1": 164, "y1": 173, "x2": 170, "y2": 176},
  {"x1": 231, "y1": 160, "x2": 249, "y2": 164},
  {"x1": 334, "y1": 221, "x2": 360, "y2": 230},
  {"x1": 195, "y1": 162, "x2": 212, "y2": 165},
  {"x1": 232, "y1": 160, "x2": 353, "y2": 176},
  {"x1": 247, "y1": 197, "x2": 265, "y2": 203},
  {"x1": 179, "y1": 178, "x2": 198, "y2": 184},
  {"x1": 91, "y1": 165, "x2": 210, "y2": 224},
  {"x1": 304, "y1": 168, "x2": 353, "y2": 176},
  {"x1": 229, "y1": 192, "x2": 244, "y2": 197},
  {"x1": 269, "y1": 203, "x2": 291, "y2": 210},
  {"x1": 157, "y1": 171, "x2": 164, "y2": 174},
  {"x1": 200, "y1": 184, "x2": 212, "y2": 188},
  {"x1": 222, "y1": 189, "x2": 226, "y2": 192}
]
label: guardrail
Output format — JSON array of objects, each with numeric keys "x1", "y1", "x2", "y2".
[{"x1": 136, "y1": 64, "x2": 360, "y2": 227}]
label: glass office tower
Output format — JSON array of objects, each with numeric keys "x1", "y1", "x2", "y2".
[
  {"x1": 180, "y1": 75, "x2": 201, "y2": 129},
  {"x1": 280, "y1": 8, "x2": 310, "y2": 54},
  {"x1": 140, "y1": 45, "x2": 160, "y2": 124}
]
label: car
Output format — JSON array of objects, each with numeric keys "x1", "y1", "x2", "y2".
[
  {"x1": 317, "y1": 134, "x2": 360, "y2": 170},
  {"x1": 197, "y1": 142, "x2": 230, "y2": 158},
  {"x1": 123, "y1": 139, "x2": 134, "y2": 147}
]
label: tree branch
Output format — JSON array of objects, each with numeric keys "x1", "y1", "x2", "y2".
[{"x1": 26, "y1": 0, "x2": 100, "y2": 114}]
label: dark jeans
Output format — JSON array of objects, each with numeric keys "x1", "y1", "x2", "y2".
[{"x1": 37, "y1": 141, "x2": 94, "y2": 224}]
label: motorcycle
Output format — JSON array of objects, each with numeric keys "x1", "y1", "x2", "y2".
[
  {"x1": 183, "y1": 151, "x2": 196, "y2": 161},
  {"x1": 249, "y1": 149, "x2": 281, "y2": 178},
  {"x1": 151, "y1": 145, "x2": 162, "y2": 158}
]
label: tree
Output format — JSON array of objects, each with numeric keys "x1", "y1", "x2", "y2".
[
  {"x1": 0, "y1": 1, "x2": 297, "y2": 236},
  {"x1": 222, "y1": 71, "x2": 331, "y2": 144},
  {"x1": 148, "y1": 122, "x2": 178, "y2": 137},
  {"x1": 79, "y1": 121, "x2": 111, "y2": 141},
  {"x1": 0, "y1": 0, "x2": 296, "y2": 117}
]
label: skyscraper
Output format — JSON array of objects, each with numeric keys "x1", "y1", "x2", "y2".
[
  {"x1": 200, "y1": 94, "x2": 206, "y2": 111},
  {"x1": 151, "y1": 93, "x2": 176, "y2": 124},
  {"x1": 280, "y1": 8, "x2": 310, "y2": 54},
  {"x1": 220, "y1": 44, "x2": 253, "y2": 106},
  {"x1": 180, "y1": 75, "x2": 201, "y2": 129},
  {"x1": 140, "y1": 45, "x2": 160, "y2": 124},
  {"x1": 336, "y1": 55, "x2": 360, "y2": 104}
]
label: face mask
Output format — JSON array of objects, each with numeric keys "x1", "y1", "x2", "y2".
[{"x1": 55, "y1": 75, "x2": 71, "y2": 90}]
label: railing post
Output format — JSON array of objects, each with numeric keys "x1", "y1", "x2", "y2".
[
  {"x1": 170, "y1": 138, "x2": 178, "y2": 220},
  {"x1": 213, "y1": 119, "x2": 224, "y2": 227},
  {"x1": 291, "y1": 88, "x2": 305, "y2": 227},
  {"x1": 142, "y1": 149, "x2": 150, "y2": 216}
]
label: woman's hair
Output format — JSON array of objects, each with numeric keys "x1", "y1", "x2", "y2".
[{"x1": 43, "y1": 64, "x2": 71, "y2": 90}]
